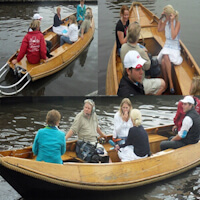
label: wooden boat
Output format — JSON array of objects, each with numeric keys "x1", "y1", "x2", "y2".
[
  {"x1": 1, "y1": 124, "x2": 200, "y2": 199},
  {"x1": 106, "y1": 2, "x2": 200, "y2": 95},
  {"x1": 0, "y1": 12, "x2": 95, "y2": 96}
]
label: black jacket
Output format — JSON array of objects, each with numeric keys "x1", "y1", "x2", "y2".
[
  {"x1": 117, "y1": 75, "x2": 145, "y2": 97},
  {"x1": 182, "y1": 108, "x2": 200, "y2": 144}
]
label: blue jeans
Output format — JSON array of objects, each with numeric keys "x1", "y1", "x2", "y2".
[
  {"x1": 60, "y1": 36, "x2": 73, "y2": 46},
  {"x1": 160, "y1": 136, "x2": 186, "y2": 150}
]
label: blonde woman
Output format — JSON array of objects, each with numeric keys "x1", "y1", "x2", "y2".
[
  {"x1": 157, "y1": 5, "x2": 183, "y2": 94},
  {"x1": 60, "y1": 15, "x2": 78, "y2": 46},
  {"x1": 12, "y1": 20, "x2": 46, "y2": 65},
  {"x1": 53, "y1": 7, "x2": 66, "y2": 35},
  {"x1": 115, "y1": 109, "x2": 150, "y2": 162},
  {"x1": 113, "y1": 98, "x2": 133, "y2": 145}
]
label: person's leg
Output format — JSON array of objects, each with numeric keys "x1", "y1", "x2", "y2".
[
  {"x1": 160, "y1": 139, "x2": 186, "y2": 151},
  {"x1": 161, "y1": 56, "x2": 168, "y2": 90},
  {"x1": 60, "y1": 36, "x2": 73, "y2": 46},
  {"x1": 163, "y1": 54, "x2": 174, "y2": 93}
]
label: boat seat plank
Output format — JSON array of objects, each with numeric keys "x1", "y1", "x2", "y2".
[{"x1": 44, "y1": 31, "x2": 57, "y2": 42}]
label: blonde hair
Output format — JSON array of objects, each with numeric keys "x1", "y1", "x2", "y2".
[
  {"x1": 130, "y1": 109, "x2": 142, "y2": 127},
  {"x1": 163, "y1": 5, "x2": 179, "y2": 21},
  {"x1": 119, "y1": 98, "x2": 133, "y2": 118},
  {"x1": 30, "y1": 20, "x2": 40, "y2": 31},
  {"x1": 190, "y1": 76, "x2": 200, "y2": 95},
  {"x1": 46, "y1": 109, "x2": 61, "y2": 126},
  {"x1": 69, "y1": 15, "x2": 77, "y2": 24},
  {"x1": 127, "y1": 22, "x2": 141, "y2": 43},
  {"x1": 57, "y1": 7, "x2": 61, "y2": 13}
]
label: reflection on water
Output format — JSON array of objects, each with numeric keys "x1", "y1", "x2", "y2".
[
  {"x1": 0, "y1": 3, "x2": 98, "y2": 96},
  {"x1": 1, "y1": 96, "x2": 200, "y2": 199}
]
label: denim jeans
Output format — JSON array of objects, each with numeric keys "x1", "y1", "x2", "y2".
[{"x1": 60, "y1": 36, "x2": 73, "y2": 46}]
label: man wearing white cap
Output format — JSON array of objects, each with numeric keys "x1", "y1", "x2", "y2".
[
  {"x1": 160, "y1": 96, "x2": 200, "y2": 150},
  {"x1": 120, "y1": 22, "x2": 166, "y2": 95},
  {"x1": 117, "y1": 50, "x2": 145, "y2": 96}
]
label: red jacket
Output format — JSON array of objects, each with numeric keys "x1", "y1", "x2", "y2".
[
  {"x1": 17, "y1": 31, "x2": 46, "y2": 64},
  {"x1": 174, "y1": 96, "x2": 200, "y2": 131}
]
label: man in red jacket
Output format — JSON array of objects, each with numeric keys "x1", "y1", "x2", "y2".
[
  {"x1": 173, "y1": 96, "x2": 200, "y2": 132},
  {"x1": 12, "y1": 20, "x2": 47, "y2": 65}
]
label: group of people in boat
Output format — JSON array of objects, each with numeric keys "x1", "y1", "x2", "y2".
[
  {"x1": 32, "y1": 95, "x2": 200, "y2": 164},
  {"x1": 12, "y1": 0, "x2": 92, "y2": 66},
  {"x1": 116, "y1": 4, "x2": 194, "y2": 96}
]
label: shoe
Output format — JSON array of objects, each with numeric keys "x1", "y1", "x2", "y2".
[{"x1": 170, "y1": 88, "x2": 175, "y2": 94}]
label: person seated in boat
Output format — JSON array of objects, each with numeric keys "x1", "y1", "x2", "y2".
[
  {"x1": 65, "y1": 99, "x2": 110, "y2": 163},
  {"x1": 76, "y1": 0, "x2": 86, "y2": 27},
  {"x1": 113, "y1": 98, "x2": 133, "y2": 145},
  {"x1": 32, "y1": 109, "x2": 66, "y2": 164},
  {"x1": 60, "y1": 15, "x2": 78, "y2": 46},
  {"x1": 172, "y1": 93, "x2": 200, "y2": 134},
  {"x1": 79, "y1": 10, "x2": 92, "y2": 39},
  {"x1": 12, "y1": 20, "x2": 47, "y2": 65},
  {"x1": 29, "y1": 14, "x2": 52, "y2": 58},
  {"x1": 120, "y1": 21, "x2": 166, "y2": 95},
  {"x1": 160, "y1": 96, "x2": 200, "y2": 151},
  {"x1": 190, "y1": 76, "x2": 200, "y2": 96},
  {"x1": 114, "y1": 109, "x2": 150, "y2": 162},
  {"x1": 115, "y1": 5, "x2": 129, "y2": 55},
  {"x1": 53, "y1": 6, "x2": 67, "y2": 35},
  {"x1": 157, "y1": 5, "x2": 183, "y2": 94},
  {"x1": 117, "y1": 50, "x2": 145, "y2": 97}
]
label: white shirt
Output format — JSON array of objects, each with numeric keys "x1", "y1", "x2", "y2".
[
  {"x1": 113, "y1": 111, "x2": 133, "y2": 138},
  {"x1": 63, "y1": 23, "x2": 78, "y2": 42},
  {"x1": 178, "y1": 116, "x2": 193, "y2": 138}
]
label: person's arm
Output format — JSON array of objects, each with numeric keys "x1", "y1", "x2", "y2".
[
  {"x1": 80, "y1": 28, "x2": 84, "y2": 39},
  {"x1": 32, "y1": 132, "x2": 39, "y2": 155},
  {"x1": 157, "y1": 12, "x2": 167, "y2": 32},
  {"x1": 65, "y1": 129, "x2": 74, "y2": 140},
  {"x1": 117, "y1": 31, "x2": 127, "y2": 46},
  {"x1": 170, "y1": 15, "x2": 180, "y2": 40},
  {"x1": 97, "y1": 126, "x2": 107, "y2": 139},
  {"x1": 171, "y1": 116, "x2": 193, "y2": 141},
  {"x1": 40, "y1": 35, "x2": 47, "y2": 60},
  {"x1": 61, "y1": 134, "x2": 66, "y2": 155}
]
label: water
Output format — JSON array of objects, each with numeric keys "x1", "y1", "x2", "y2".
[
  {"x1": 0, "y1": 96, "x2": 200, "y2": 199},
  {"x1": 0, "y1": 2, "x2": 98, "y2": 96},
  {"x1": 98, "y1": 0, "x2": 200, "y2": 94}
]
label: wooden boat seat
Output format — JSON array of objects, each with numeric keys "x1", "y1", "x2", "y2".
[
  {"x1": 148, "y1": 134, "x2": 168, "y2": 153},
  {"x1": 44, "y1": 31, "x2": 57, "y2": 42}
]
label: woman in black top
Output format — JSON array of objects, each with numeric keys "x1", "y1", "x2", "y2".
[
  {"x1": 115, "y1": 5, "x2": 129, "y2": 55},
  {"x1": 115, "y1": 109, "x2": 150, "y2": 162}
]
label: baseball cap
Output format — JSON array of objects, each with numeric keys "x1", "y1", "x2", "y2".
[
  {"x1": 180, "y1": 96, "x2": 195, "y2": 104},
  {"x1": 33, "y1": 14, "x2": 43, "y2": 20},
  {"x1": 124, "y1": 50, "x2": 146, "y2": 69}
]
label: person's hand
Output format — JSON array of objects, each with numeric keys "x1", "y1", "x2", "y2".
[
  {"x1": 122, "y1": 111, "x2": 129, "y2": 122},
  {"x1": 12, "y1": 59, "x2": 17, "y2": 65},
  {"x1": 170, "y1": 13, "x2": 175, "y2": 21},
  {"x1": 114, "y1": 144, "x2": 120, "y2": 151},
  {"x1": 81, "y1": 34, "x2": 84, "y2": 40}
]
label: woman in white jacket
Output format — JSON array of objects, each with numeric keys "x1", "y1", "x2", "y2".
[{"x1": 60, "y1": 15, "x2": 78, "y2": 46}]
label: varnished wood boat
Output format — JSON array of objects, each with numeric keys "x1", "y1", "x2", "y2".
[
  {"x1": 106, "y1": 2, "x2": 200, "y2": 95},
  {"x1": 0, "y1": 12, "x2": 95, "y2": 96},
  {"x1": 1, "y1": 124, "x2": 200, "y2": 199}
]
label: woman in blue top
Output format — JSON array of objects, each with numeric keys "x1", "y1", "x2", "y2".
[
  {"x1": 77, "y1": 0, "x2": 86, "y2": 26},
  {"x1": 157, "y1": 5, "x2": 183, "y2": 94},
  {"x1": 32, "y1": 109, "x2": 66, "y2": 164}
]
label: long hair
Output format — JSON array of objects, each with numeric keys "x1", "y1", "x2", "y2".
[
  {"x1": 190, "y1": 76, "x2": 200, "y2": 95},
  {"x1": 30, "y1": 20, "x2": 40, "y2": 31},
  {"x1": 130, "y1": 109, "x2": 142, "y2": 127},
  {"x1": 163, "y1": 5, "x2": 179, "y2": 21},
  {"x1": 119, "y1": 98, "x2": 133, "y2": 118},
  {"x1": 69, "y1": 15, "x2": 77, "y2": 25}
]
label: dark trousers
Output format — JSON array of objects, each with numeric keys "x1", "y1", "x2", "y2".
[
  {"x1": 46, "y1": 40, "x2": 52, "y2": 58},
  {"x1": 160, "y1": 136, "x2": 186, "y2": 151}
]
